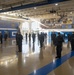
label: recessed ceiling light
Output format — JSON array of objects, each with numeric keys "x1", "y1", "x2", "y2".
[
  {"x1": 55, "y1": 3, "x2": 58, "y2": 6},
  {"x1": 70, "y1": 12, "x2": 72, "y2": 14},
  {"x1": 53, "y1": 14, "x2": 56, "y2": 16},
  {"x1": 34, "y1": 7, "x2": 37, "y2": 9},
  {"x1": 0, "y1": 9, "x2": 2, "y2": 10}
]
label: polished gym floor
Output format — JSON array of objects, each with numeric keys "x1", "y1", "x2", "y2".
[{"x1": 0, "y1": 37, "x2": 74, "y2": 75}]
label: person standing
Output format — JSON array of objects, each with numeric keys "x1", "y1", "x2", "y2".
[
  {"x1": 29, "y1": 33, "x2": 31, "y2": 42},
  {"x1": 51, "y1": 32, "x2": 56, "y2": 46},
  {"x1": 25, "y1": 33, "x2": 28, "y2": 43},
  {"x1": 0, "y1": 32, "x2": 3, "y2": 44},
  {"x1": 70, "y1": 32, "x2": 74, "y2": 51},
  {"x1": 37, "y1": 33, "x2": 40, "y2": 45},
  {"x1": 4, "y1": 32, "x2": 8, "y2": 41},
  {"x1": 32, "y1": 33, "x2": 36, "y2": 43},
  {"x1": 55, "y1": 32, "x2": 64, "y2": 58},
  {"x1": 16, "y1": 32, "x2": 18, "y2": 45},
  {"x1": 39, "y1": 32, "x2": 44, "y2": 48},
  {"x1": 16, "y1": 32, "x2": 23, "y2": 52},
  {"x1": 67, "y1": 34, "x2": 71, "y2": 48}
]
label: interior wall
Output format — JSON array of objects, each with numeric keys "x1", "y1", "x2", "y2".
[{"x1": 0, "y1": 20, "x2": 20, "y2": 38}]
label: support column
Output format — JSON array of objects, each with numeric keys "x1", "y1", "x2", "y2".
[{"x1": 29, "y1": 21, "x2": 32, "y2": 34}]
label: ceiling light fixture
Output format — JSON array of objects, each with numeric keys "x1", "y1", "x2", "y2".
[
  {"x1": 70, "y1": 12, "x2": 72, "y2": 14},
  {"x1": 53, "y1": 14, "x2": 56, "y2": 16},
  {"x1": 55, "y1": 3, "x2": 58, "y2": 6},
  {"x1": 34, "y1": 7, "x2": 37, "y2": 9}
]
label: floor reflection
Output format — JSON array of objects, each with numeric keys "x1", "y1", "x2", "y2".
[
  {"x1": 68, "y1": 57, "x2": 74, "y2": 75},
  {"x1": 0, "y1": 55, "x2": 18, "y2": 66},
  {"x1": 22, "y1": 38, "x2": 40, "y2": 56},
  {"x1": 0, "y1": 37, "x2": 73, "y2": 75},
  {"x1": 39, "y1": 48, "x2": 44, "y2": 60}
]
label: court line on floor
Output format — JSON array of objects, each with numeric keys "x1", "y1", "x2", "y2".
[{"x1": 29, "y1": 51, "x2": 74, "y2": 75}]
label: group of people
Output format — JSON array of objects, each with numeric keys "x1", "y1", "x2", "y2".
[
  {"x1": 25, "y1": 32, "x2": 47, "y2": 44},
  {"x1": 16, "y1": 31, "x2": 74, "y2": 59},
  {"x1": 1, "y1": 31, "x2": 74, "y2": 59},
  {"x1": 0, "y1": 32, "x2": 8, "y2": 45},
  {"x1": 16, "y1": 32, "x2": 23, "y2": 52},
  {"x1": 16, "y1": 32, "x2": 47, "y2": 52},
  {"x1": 51, "y1": 32, "x2": 74, "y2": 58}
]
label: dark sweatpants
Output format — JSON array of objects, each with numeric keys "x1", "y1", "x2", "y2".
[
  {"x1": 71, "y1": 43, "x2": 74, "y2": 50},
  {"x1": 56, "y1": 46, "x2": 62, "y2": 57},
  {"x1": 18, "y1": 44, "x2": 22, "y2": 52},
  {"x1": 0, "y1": 39, "x2": 2, "y2": 44}
]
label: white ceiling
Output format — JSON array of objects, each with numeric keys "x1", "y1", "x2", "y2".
[{"x1": 0, "y1": 0, "x2": 74, "y2": 23}]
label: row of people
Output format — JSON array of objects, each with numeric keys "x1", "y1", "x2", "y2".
[
  {"x1": 25, "y1": 33, "x2": 47, "y2": 43},
  {"x1": 52, "y1": 32, "x2": 74, "y2": 58},
  {"x1": 16, "y1": 32, "x2": 47, "y2": 52}
]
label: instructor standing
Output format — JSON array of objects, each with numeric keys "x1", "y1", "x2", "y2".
[
  {"x1": 16, "y1": 32, "x2": 23, "y2": 52},
  {"x1": 70, "y1": 32, "x2": 74, "y2": 51},
  {"x1": 55, "y1": 33, "x2": 64, "y2": 58}
]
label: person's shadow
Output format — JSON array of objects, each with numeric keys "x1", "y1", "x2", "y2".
[
  {"x1": 39, "y1": 48, "x2": 44, "y2": 60},
  {"x1": 29, "y1": 41, "x2": 31, "y2": 47},
  {"x1": 17, "y1": 53, "x2": 23, "y2": 75},
  {"x1": 0, "y1": 44, "x2": 3, "y2": 52},
  {"x1": 32, "y1": 43, "x2": 35, "y2": 52}
]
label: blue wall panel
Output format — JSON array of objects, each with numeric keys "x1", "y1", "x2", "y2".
[
  {"x1": 48, "y1": 31, "x2": 72, "y2": 43},
  {"x1": 0, "y1": 20, "x2": 19, "y2": 38},
  {"x1": 8, "y1": 30, "x2": 17, "y2": 38},
  {"x1": 0, "y1": 30, "x2": 17, "y2": 38}
]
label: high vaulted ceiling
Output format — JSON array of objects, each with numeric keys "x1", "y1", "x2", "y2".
[
  {"x1": 0, "y1": 0, "x2": 45, "y2": 8},
  {"x1": 0, "y1": 0, "x2": 46, "y2": 9},
  {"x1": 0, "y1": 0, "x2": 74, "y2": 21}
]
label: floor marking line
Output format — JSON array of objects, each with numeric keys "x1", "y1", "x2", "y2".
[{"x1": 29, "y1": 51, "x2": 74, "y2": 75}]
